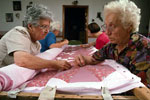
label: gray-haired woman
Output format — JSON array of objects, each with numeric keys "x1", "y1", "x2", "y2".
[
  {"x1": 39, "y1": 21, "x2": 69, "y2": 52},
  {"x1": 74, "y1": 0, "x2": 150, "y2": 87},
  {"x1": 0, "y1": 4, "x2": 71, "y2": 70}
]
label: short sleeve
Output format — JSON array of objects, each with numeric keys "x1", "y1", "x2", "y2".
[{"x1": 5, "y1": 28, "x2": 31, "y2": 54}]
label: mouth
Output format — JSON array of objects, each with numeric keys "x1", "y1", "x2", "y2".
[{"x1": 43, "y1": 32, "x2": 48, "y2": 36}]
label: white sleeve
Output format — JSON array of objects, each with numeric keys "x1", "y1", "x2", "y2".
[{"x1": 5, "y1": 28, "x2": 31, "y2": 54}]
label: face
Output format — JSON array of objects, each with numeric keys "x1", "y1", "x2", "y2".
[
  {"x1": 53, "y1": 30, "x2": 60, "y2": 36},
  {"x1": 105, "y1": 13, "x2": 131, "y2": 45},
  {"x1": 28, "y1": 19, "x2": 50, "y2": 42}
]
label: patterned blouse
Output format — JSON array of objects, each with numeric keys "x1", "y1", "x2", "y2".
[{"x1": 93, "y1": 33, "x2": 150, "y2": 87}]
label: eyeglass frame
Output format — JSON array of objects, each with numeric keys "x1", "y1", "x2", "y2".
[
  {"x1": 101, "y1": 24, "x2": 117, "y2": 32},
  {"x1": 32, "y1": 23, "x2": 50, "y2": 30}
]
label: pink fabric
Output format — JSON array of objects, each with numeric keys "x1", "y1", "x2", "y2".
[
  {"x1": 26, "y1": 46, "x2": 115, "y2": 87},
  {"x1": 0, "y1": 71, "x2": 13, "y2": 91},
  {"x1": 27, "y1": 71, "x2": 57, "y2": 87},
  {"x1": 0, "y1": 64, "x2": 37, "y2": 91},
  {"x1": 95, "y1": 32, "x2": 109, "y2": 49},
  {"x1": 54, "y1": 64, "x2": 115, "y2": 83},
  {"x1": 23, "y1": 46, "x2": 144, "y2": 95}
]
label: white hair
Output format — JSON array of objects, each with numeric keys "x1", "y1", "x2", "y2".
[
  {"x1": 104, "y1": 0, "x2": 141, "y2": 33},
  {"x1": 50, "y1": 21, "x2": 61, "y2": 32},
  {"x1": 24, "y1": 4, "x2": 53, "y2": 27}
]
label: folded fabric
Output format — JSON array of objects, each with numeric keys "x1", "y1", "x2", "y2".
[{"x1": 0, "y1": 47, "x2": 64, "y2": 91}]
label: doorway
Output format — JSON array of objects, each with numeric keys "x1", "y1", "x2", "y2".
[{"x1": 63, "y1": 5, "x2": 88, "y2": 44}]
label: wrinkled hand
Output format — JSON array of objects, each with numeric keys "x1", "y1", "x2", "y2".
[
  {"x1": 63, "y1": 39, "x2": 69, "y2": 45},
  {"x1": 54, "y1": 60, "x2": 72, "y2": 70},
  {"x1": 74, "y1": 55, "x2": 99, "y2": 67},
  {"x1": 74, "y1": 55, "x2": 92, "y2": 67}
]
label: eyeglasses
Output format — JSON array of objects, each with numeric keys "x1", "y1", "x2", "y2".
[
  {"x1": 38, "y1": 25, "x2": 50, "y2": 30},
  {"x1": 33, "y1": 23, "x2": 50, "y2": 30},
  {"x1": 101, "y1": 24, "x2": 117, "y2": 32}
]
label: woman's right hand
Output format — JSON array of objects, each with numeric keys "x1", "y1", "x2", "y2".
[{"x1": 53, "y1": 60, "x2": 72, "y2": 70}]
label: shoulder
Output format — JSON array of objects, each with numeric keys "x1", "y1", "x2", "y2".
[
  {"x1": 2, "y1": 26, "x2": 30, "y2": 40},
  {"x1": 131, "y1": 33, "x2": 150, "y2": 49}
]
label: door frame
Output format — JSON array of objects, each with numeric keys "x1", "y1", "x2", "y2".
[{"x1": 62, "y1": 5, "x2": 89, "y2": 43}]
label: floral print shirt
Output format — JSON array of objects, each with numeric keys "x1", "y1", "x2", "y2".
[{"x1": 93, "y1": 33, "x2": 150, "y2": 87}]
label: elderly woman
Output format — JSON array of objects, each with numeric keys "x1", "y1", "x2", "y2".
[
  {"x1": 0, "y1": 4, "x2": 71, "y2": 70},
  {"x1": 40, "y1": 21, "x2": 69, "y2": 52},
  {"x1": 74, "y1": 0, "x2": 150, "y2": 87}
]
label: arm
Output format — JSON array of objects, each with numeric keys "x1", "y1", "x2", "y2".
[
  {"x1": 74, "y1": 55, "x2": 100, "y2": 67},
  {"x1": 49, "y1": 39, "x2": 69, "y2": 48},
  {"x1": 14, "y1": 51, "x2": 71, "y2": 70},
  {"x1": 80, "y1": 41, "x2": 96, "y2": 48}
]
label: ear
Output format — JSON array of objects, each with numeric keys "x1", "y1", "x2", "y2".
[
  {"x1": 27, "y1": 24, "x2": 33, "y2": 30},
  {"x1": 127, "y1": 24, "x2": 133, "y2": 33}
]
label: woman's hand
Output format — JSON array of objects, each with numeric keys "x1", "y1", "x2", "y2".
[
  {"x1": 74, "y1": 55, "x2": 93, "y2": 67},
  {"x1": 63, "y1": 39, "x2": 69, "y2": 45},
  {"x1": 53, "y1": 60, "x2": 72, "y2": 70}
]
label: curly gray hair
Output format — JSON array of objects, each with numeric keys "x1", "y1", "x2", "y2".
[
  {"x1": 104, "y1": 0, "x2": 141, "y2": 33},
  {"x1": 50, "y1": 21, "x2": 61, "y2": 32},
  {"x1": 24, "y1": 4, "x2": 53, "y2": 27}
]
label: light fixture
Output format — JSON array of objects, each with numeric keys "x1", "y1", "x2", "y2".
[
  {"x1": 72, "y1": 0, "x2": 78, "y2": 5},
  {"x1": 97, "y1": 12, "x2": 103, "y2": 22}
]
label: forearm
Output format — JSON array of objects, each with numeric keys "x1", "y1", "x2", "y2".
[{"x1": 14, "y1": 51, "x2": 56, "y2": 70}]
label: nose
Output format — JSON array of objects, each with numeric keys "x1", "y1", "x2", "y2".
[
  {"x1": 105, "y1": 29, "x2": 111, "y2": 36},
  {"x1": 44, "y1": 28, "x2": 49, "y2": 33}
]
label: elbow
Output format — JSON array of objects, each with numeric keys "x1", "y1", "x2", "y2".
[
  {"x1": 14, "y1": 57, "x2": 27, "y2": 67},
  {"x1": 13, "y1": 51, "x2": 29, "y2": 67}
]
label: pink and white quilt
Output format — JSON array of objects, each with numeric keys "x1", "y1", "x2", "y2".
[{"x1": 0, "y1": 45, "x2": 144, "y2": 95}]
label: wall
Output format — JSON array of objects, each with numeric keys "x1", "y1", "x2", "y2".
[
  {"x1": 0, "y1": 0, "x2": 150, "y2": 42},
  {"x1": 0, "y1": 0, "x2": 109, "y2": 32},
  {"x1": 132, "y1": 0, "x2": 150, "y2": 35}
]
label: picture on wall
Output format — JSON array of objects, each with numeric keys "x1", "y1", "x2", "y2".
[
  {"x1": 13, "y1": 1, "x2": 21, "y2": 11},
  {"x1": 5, "y1": 13, "x2": 13, "y2": 22},
  {"x1": 22, "y1": 21, "x2": 26, "y2": 27}
]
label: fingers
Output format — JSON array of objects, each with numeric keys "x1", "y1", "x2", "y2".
[
  {"x1": 64, "y1": 61, "x2": 72, "y2": 70},
  {"x1": 56, "y1": 60, "x2": 72, "y2": 70},
  {"x1": 63, "y1": 40, "x2": 69, "y2": 44},
  {"x1": 75, "y1": 55, "x2": 86, "y2": 67}
]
